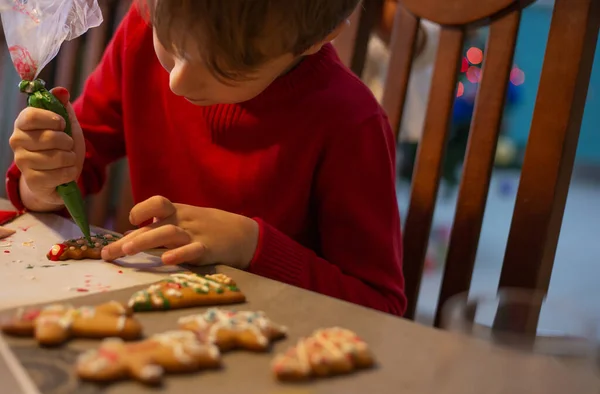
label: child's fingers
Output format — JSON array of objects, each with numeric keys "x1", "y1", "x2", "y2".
[
  {"x1": 22, "y1": 167, "x2": 79, "y2": 191},
  {"x1": 161, "y1": 242, "x2": 207, "y2": 266},
  {"x1": 10, "y1": 129, "x2": 74, "y2": 152},
  {"x1": 14, "y1": 107, "x2": 65, "y2": 132},
  {"x1": 120, "y1": 225, "x2": 191, "y2": 257},
  {"x1": 17, "y1": 150, "x2": 77, "y2": 171},
  {"x1": 49, "y1": 87, "x2": 70, "y2": 107},
  {"x1": 129, "y1": 196, "x2": 177, "y2": 226},
  {"x1": 101, "y1": 227, "x2": 153, "y2": 261}
]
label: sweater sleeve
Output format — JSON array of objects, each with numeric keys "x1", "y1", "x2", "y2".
[
  {"x1": 248, "y1": 113, "x2": 406, "y2": 316},
  {"x1": 5, "y1": 7, "x2": 133, "y2": 210}
]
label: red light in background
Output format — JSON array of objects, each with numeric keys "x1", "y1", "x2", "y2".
[
  {"x1": 466, "y1": 66, "x2": 482, "y2": 83},
  {"x1": 466, "y1": 47, "x2": 483, "y2": 65},
  {"x1": 510, "y1": 67, "x2": 525, "y2": 85},
  {"x1": 456, "y1": 82, "x2": 464, "y2": 97},
  {"x1": 461, "y1": 57, "x2": 469, "y2": 73}
]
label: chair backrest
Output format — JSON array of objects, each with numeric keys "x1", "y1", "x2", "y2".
[{"x1": 380, "y1": 0, "x2": 599, "y2": 325}]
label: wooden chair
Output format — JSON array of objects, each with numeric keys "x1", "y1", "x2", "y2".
[
  {"x1": 374, "y1": 0, "x2": 599, "y2": 327},
  {"x1": 334, "y1": 0, "x2": 397, "y2": 77}
]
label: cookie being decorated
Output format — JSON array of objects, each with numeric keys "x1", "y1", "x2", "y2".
[
  {"x1": 128, "y1": 273, "x2": 246, "y2": 312},
  {"x1": 47, "y1": 233, "x2": 121, "y2": 261},
  {"x1": 76, "y1": 330, "x2": 221, "y2": 385},
  {"x1": 1, "y1": 301, "x2": 142, "y2": 346},
  {"x1": 179, "y1": 309, "x2": 287, "y2": 352},
  {"x1": 272, "y1": 327, "x2": 375, "y2": 381}
]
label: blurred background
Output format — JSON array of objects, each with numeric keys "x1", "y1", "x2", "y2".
[{"x1": 0, "y1": 0, "x2": 598, "y2": 325}]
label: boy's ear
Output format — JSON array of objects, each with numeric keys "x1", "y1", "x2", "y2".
[{"x1": 302, "y1": 19, "x2": 350, "y2": 56}]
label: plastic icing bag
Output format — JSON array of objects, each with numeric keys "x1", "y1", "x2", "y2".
[{"x1": 0, "y1": 0, "x2": 103, "y2": 80}]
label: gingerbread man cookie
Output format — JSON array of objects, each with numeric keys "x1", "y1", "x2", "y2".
[
  {"x1": 1, "y1": 301, "x2": 142, "y2": 346},
  {"x1": 128, "y1": 273, "x2": 246, "y2": 312},
  {"x1": 179, "y1": 309, "x2": 287, "y2": 352},
  {"x1": 47, "y1": 233, "x2": 121, "y2": 261},
  {"x1": 271, "y1": 327, "x2": 375, "y2": 381},
  {"x1": 76, "y1": 330, "x2": 221, "y2": 385}
]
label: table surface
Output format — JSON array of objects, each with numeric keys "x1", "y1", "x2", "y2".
[
  {"x1": 0, "y1": 201, "x2": 183, "y2": 310},
  {"x1": 0, "y1": 199, "x2": 598, "y2": 394}
]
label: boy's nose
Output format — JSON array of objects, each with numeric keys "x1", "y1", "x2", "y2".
[
  {"x1": 169, "y1": 65, "x2": 187, "y2": 97},
  {"x1": 169, "y1": 63, "x2": 202, "y2": 98}
]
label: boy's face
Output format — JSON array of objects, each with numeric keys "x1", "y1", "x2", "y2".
[{"x1": 153, "y1": 29, "x2": 300, "y2": 106}]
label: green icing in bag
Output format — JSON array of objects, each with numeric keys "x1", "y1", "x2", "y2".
[{"x1": 19, "y1": 79, "x2": 92, "y2": 244}]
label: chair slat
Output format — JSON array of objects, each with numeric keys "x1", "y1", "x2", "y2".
[
  {"x1": 435, "y1": 10, "x2": 522, "y2": 327},
  {"x1": 350, "y1": 0, "x2": 384, "y2": 77},
  {"x1": 381, "y1": 6, "x2": 420, "y2": 137},
  {"x1": 54, "y1": 39, "x2": 82, "y2": 92},
  {"x1": 402, "y1": 26, "x2": 465, "y2": 319},
  {"x1": 500, "y1": 0, "x2": 600, "y2": 291},
  {"x1": 333, "y1": 4, "x2": 363, "y2": 68},
  {"x1": 80, "y1": 0, "x2": 114, "y2": 83}
]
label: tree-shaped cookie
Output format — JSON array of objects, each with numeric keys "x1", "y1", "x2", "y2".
[
  {"x1": 76, "y1": 330, "x2": 221, "y2": 385},
  {"x1": 271, "y1": 327, "x2": 375, "y2": 381},
  {"x1": 179, "y1": 309, "x2": 287, "y2": 352},
  {"x1": 1, "y1": 301, "x2": 142, "y2": 346},
  {"x1": 128, "y1": 273, "x2": 246, "y2": 312}
]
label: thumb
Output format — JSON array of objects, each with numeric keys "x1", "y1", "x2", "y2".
[
  {"x1": 50, "y1": 86, "x2": 81, "y2": 130},
  {"x1": 50, "y1": 87, "x2": 70, "y2": 106},
  {"x1": 51, "y1": 87, "x2": 85, "y2": 165}
]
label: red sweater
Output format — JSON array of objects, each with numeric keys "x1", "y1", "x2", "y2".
[{"x1": 6, "y1": 7, "x2": 406, "y2": 316}]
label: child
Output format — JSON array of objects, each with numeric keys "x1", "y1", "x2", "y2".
[{"x1": 7, "y1": 0, "x2": 406, "y2": 316}]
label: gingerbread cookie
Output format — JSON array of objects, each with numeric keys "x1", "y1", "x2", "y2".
[
  {"x1": 1, "y1": 301, "x2": 142, "y2": 346},
  {"x1": 76, "y1": 330, "x2": 221, "y2": 385},
  {"x1": 128, "y1": 273, "x2": 246, "y2": 312},
  {"x1": 179, "y1": 309, "x2": 287, "y2": 352},
  {"x1": 47, "y1": 233, "x2": 121, "y2": 261},
  {"x1": 271, "y1": 327, "x2": 375, "y2": 381}
]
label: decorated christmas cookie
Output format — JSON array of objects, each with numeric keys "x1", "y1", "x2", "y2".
[
  {"x1": 47, "y1": 233, "x2": 121, "y2": 261},
  {"x1": 179, "y1": 309, "x2": 287, "y2": 352},
  {"x1": 1, "y1": 301, "x2": 142, "y2": 346},
  {"x1": 76, "y1": 330, "x2": 221, "y2": 385},
  {"x1": 272, "y1": 327, "x2": 375, "y2": 381},
  {"x1": 128, "y1": 273, "x2": 246, "y2": 312}
]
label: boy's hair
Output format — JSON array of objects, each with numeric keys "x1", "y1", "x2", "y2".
[{"x1": 137, "y1": 0, "x2": 360, "y2": 81}]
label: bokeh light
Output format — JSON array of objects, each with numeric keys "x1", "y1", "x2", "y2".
[
  {"x1": 510, "y1": 67, "x2": 525, "y2": 85},
  {"x1": 461, "y1": 57, "x2": 469, "y2": 73},
  {"x1": 456, "y1": 82, "x2": 464, "y2": 97},
  {"x1": 466, "y1": 66, "x2": 482, "y2": 83},
  {"x1": 466, "y1": 47, "x2": 483, "y2": 65}
]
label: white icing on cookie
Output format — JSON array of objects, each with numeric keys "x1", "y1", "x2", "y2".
[
  {"x1": 50, "y1": 244, "x2": 62, "y2": 256},
  {"x1": 140, "y1": 364, "x2": 163, "y2": 380},
  {"x1": 272, "y1": 327, "x2": 368, "y2": 376},
  {"x1": 116, "y1": 316, "x2": 127, "y2": 331},
  {"x1": 179, "y1": 309, "x2": 286, "y2": 347}
]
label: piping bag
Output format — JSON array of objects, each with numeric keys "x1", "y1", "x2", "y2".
[{"x1": 0, "y1": 0, "x2": 103, "y2": 244}]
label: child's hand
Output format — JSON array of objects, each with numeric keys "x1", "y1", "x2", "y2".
[
  {"x1": 9, "y1": 88, "x2": 85, "y2": 208},
  {"x1": 100, "y1": 196, "x2": 259, "y2": 269}
]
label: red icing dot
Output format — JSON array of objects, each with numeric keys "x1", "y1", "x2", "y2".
[
  {"x1": 3, "y1": 250, "x2": 9, "y2": 254},
  {"x1": 48, "y1": 244, "x2": 67, "y2": 262},
  {"x1": 118, "y1": 270, "x2": 123, "y2": 274},
  {"x1": 98, "y1": 348, "x2": 120, "y2": 363},
  {"x1": 22, "y1": 310, "x2": 41, "y2": 321}
]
